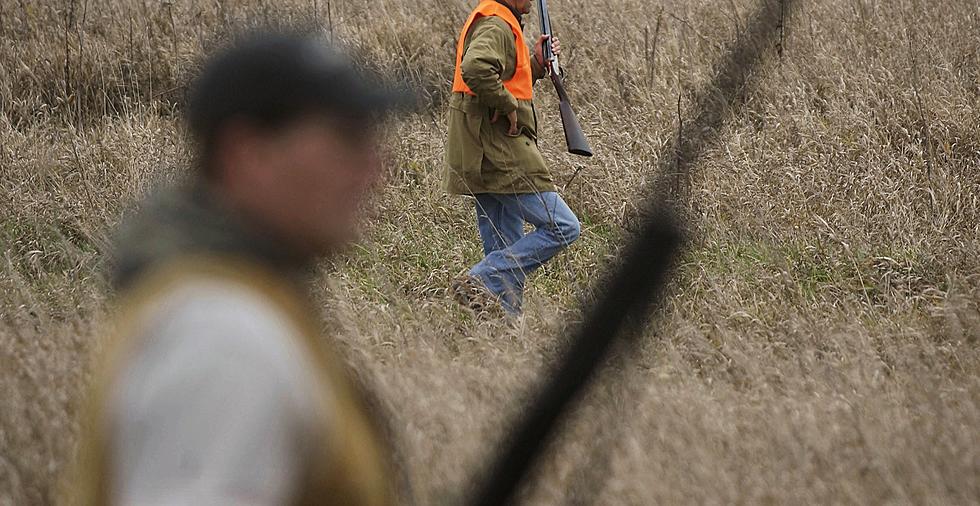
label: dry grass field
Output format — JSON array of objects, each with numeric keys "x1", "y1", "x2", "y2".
[{"x1": 2, "y1": 0, "x2": 979, "y2": 504}]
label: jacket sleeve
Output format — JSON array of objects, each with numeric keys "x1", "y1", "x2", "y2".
[
  {"x1": 460, "y1": 18, "x2": 520, "y2": 114},
  {"x1": 530, "y1": 49, "x2": 546, "y2": 81}
]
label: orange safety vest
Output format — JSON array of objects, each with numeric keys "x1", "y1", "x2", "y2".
[{"x1": 452, "y1": 0, "x2": 534, "y2": 100}]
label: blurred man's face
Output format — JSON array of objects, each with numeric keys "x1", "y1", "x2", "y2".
[
  {"x1": 507, "y1": 0, "x2": 532, "y2": 15},
  {"x1": 215, "y1": 114, "x2": 382, "y2": 256}
]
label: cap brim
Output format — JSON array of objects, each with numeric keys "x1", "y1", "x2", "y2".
[{"x1": 341, "y1": 77, "x2": 419, "y2": 119}]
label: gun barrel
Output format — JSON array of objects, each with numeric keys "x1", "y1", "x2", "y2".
[{"x1": 538, "y1": 0, "x2": 561, "y2": 76}]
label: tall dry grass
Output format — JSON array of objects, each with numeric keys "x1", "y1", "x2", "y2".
[{"x1": 1, "y1": 0, "x2": 979, "y2": 504}]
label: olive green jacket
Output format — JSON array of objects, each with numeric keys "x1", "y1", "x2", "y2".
[{"x1": 444, "y1": 16, "x2": 555, "y2": 195}]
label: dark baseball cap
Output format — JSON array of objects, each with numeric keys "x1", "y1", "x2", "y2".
[{"x1": 187, "y1": 32, "x2": 413, "y2": 151}]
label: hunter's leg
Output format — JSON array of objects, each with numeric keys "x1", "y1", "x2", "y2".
[
  {"x1": 474, "y1": 194, "x2": 505, "y2": 256},
  {"x1": 510, "y1": 191, "x2": 580, "y2": 268},
  {"x1": 469, "y1": 192, "x2": 580, "y2": 313},
  {"x1": 519, "y1": 192, "x2": 581, "y2": 249},
  {"x1": 470, "y1": 194, "x2": 524, "y2": 312},
  {"x1": 474, "y1": 194, "x2": 524, "y2": 255}
]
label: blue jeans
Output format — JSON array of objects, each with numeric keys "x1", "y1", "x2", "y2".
[{"x1": 469, "y1": 192, "x2": 581, "y2": 313}]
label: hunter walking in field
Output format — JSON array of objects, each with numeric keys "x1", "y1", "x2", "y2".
[
  {"x1": 66, "y1": 34, "x2": 405, "y2": 505},
  {"x1": 447, "y1": 0, "x2": 581, "y2": 316}
]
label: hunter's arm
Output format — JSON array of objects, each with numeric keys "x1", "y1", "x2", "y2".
[{"x1": 460, "y1": 18, "x2": 519, "y2": 114}]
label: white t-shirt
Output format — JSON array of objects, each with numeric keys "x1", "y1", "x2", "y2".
[{"x1": 107, "y1": 279, "x2": 327, "y2": 505}]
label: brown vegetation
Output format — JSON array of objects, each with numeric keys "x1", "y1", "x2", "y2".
[{"x1": 1, "y1": 0, "x2": 978, "y2": 504}]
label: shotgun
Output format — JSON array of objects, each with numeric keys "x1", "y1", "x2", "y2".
[{"x1": 538, "y1": 0, "x2": 593, "y2": 157}]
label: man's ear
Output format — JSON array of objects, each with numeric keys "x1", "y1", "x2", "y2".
[{"x1": 210, "y1": 119, "x2": 261, "y2": 184}]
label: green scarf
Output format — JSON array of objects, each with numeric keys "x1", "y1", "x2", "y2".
[{"x1": 110, "y1": 182, "x2": 311, "y2": 290}]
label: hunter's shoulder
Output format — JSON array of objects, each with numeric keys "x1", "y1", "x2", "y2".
[
  {"x1": 140, "y1": 277, "x2": 302, "y2": 352},
  {"x1": 471, "y1": 16, "x2": 514, "y2": 40},
  {"x1": 475, "y1": 15, "x2": 511, "y2": 30},
  {"x1": 118, "y1": 275, "x2": 320, "y2": 412}
]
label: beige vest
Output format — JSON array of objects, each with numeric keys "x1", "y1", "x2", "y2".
[{"x1": 64, "y1": 257, "x2": 394, "y2": 506}]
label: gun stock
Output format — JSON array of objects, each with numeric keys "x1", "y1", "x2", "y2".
[
  {"x1": 552, "y1": 76, "x2": 592, "y2": 156},
  {"x1": 539, "y1": 0, "x2": 593, "y2": 157}
]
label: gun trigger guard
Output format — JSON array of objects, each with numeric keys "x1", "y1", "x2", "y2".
[{"x1": 557, "y1": 66, "x2": 567, "y2": 82}]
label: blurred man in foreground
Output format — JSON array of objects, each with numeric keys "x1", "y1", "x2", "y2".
[
  {"x1": 446, "y1": 0, "x2": 581, "y2": 316},
  {"x1": 67, "y1": 33, "x2": 405, "y2": 505}
]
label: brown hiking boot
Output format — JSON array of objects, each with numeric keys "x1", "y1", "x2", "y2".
[{"x1": 451, "y1": 272, "x2": 503, "y2": 317}]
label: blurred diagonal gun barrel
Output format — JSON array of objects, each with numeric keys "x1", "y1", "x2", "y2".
[{"x1": 538, "y1": 0, "x2": 593, "y2": 157}]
